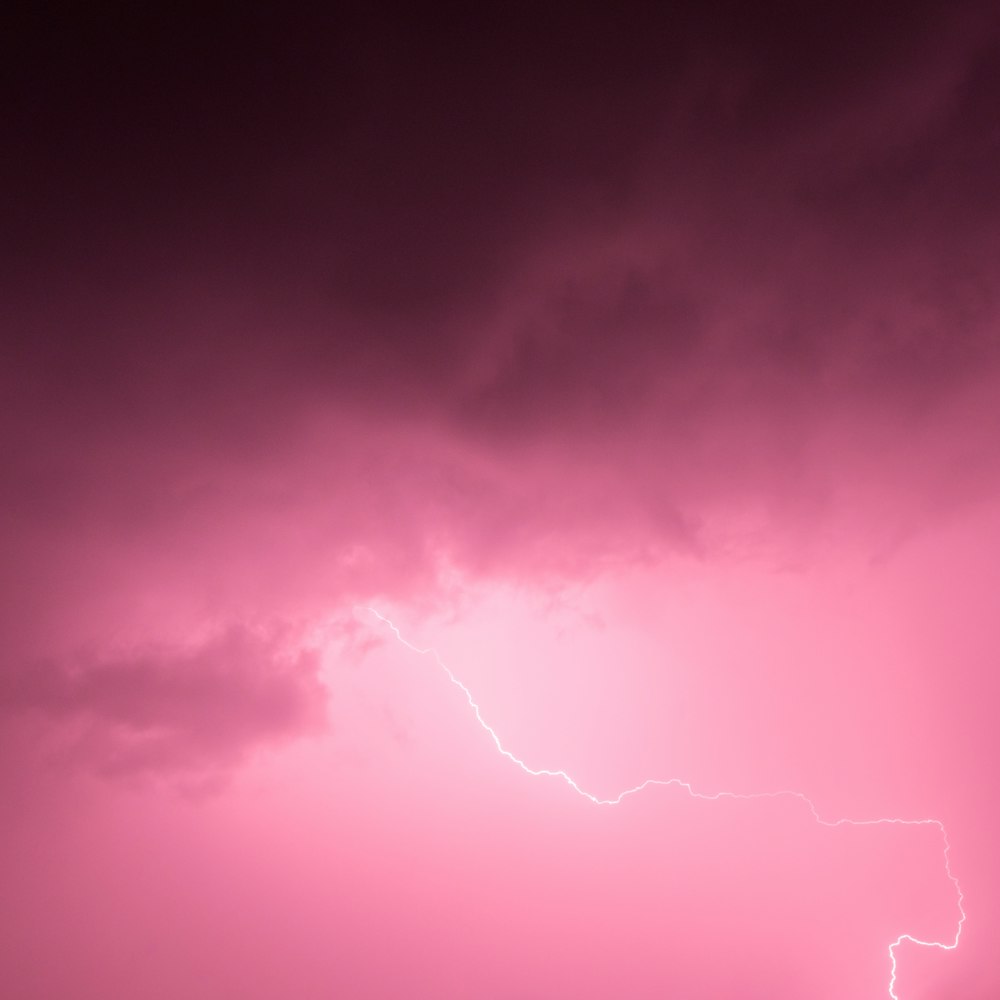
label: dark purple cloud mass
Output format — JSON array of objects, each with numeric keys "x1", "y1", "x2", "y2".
[{"x1": 0, "y1": 627, "x2": 324, "y2": 778}]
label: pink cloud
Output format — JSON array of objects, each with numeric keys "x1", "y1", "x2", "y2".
[
  {"x1": 1, "y1": 627, "x2": 325, "y2": 781},
  {"x1": 1, "y1": 5, "x2": 999, "y2": 998}
]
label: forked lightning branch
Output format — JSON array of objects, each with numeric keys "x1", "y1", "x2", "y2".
[{"x1": 364, "y1": 607, "x2": 965, "y2": 1000}]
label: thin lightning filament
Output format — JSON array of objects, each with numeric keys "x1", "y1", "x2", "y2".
[{"x1": 365, "y1": 607, "x2": 966, "y2": 1000}]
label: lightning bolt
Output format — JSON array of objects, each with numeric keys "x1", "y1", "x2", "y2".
[{"x1": 364, "y1": 607, "x2": 965, "y2": 999}]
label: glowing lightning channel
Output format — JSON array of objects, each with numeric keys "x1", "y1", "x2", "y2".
[{"x1": 365, "y1": 607, "x2": 966, "y2": 1000}]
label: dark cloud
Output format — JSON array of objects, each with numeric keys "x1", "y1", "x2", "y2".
[
  {"x1": 0, "y1": 627, "x2": 325, "y2": 779},
  {"x1": 2, "y1": 1, "x2": 1000, "y2": 716}
]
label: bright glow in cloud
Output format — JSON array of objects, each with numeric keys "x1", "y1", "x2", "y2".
[{"x1": 366, "y1": 605, "x2": 967, "y2": 1000}]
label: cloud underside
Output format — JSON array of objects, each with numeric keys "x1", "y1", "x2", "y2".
[{"x1": 0, "y1": 629, "x2": 325, "y2": 780}]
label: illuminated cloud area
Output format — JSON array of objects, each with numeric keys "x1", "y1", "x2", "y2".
[{"x1": 2, "y1": 5, "x2": 1000, "y2": 998}]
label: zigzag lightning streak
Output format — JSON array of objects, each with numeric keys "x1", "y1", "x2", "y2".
[{"x1": 366, "y1": 607, "x2": 965, "y2": 999}]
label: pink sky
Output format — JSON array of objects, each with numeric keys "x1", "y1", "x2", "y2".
[{"x1": 3, "y1": 5, "x2": 1000, "y2": 997}]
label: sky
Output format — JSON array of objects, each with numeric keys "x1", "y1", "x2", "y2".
[{"x1": 2, "y1": 4, "x2": 1000, "y2": 997}]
